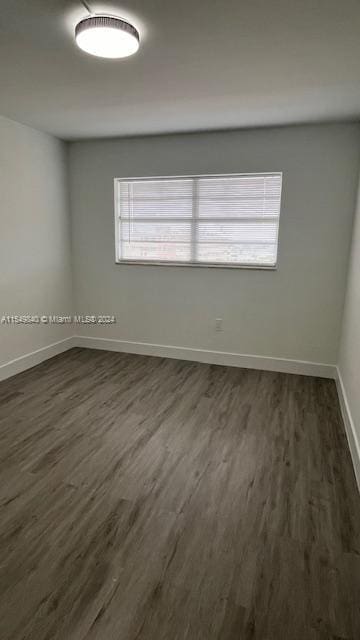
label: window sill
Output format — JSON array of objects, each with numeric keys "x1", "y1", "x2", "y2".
[{"x1": 115, "y1": 260, "x2": 277, "y2": 271}]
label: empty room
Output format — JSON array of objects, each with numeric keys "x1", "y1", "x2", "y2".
[{"x1": 1, "y1": 1, "x2": 360, "y2": 638}]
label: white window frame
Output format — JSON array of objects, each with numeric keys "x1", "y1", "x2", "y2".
[{"x1": 114, "y1": 172, "x2": 282, "y2": 270}]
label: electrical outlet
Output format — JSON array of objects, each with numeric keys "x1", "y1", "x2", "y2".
[{"x1": 215, "y1": 318, "x2": 223, "y2": 332}]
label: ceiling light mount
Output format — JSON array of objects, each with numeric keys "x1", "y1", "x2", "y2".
[
  {"x1": 75, "y1": 14, "x2": 140, "y2": 59},
  {"x1": 80, "y1": 0, "x2": 93, "y2": 14}
]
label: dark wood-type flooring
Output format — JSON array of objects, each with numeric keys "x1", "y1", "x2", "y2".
[{"x1": 0, "y1": 348, "x2": 359, "y2": 639}]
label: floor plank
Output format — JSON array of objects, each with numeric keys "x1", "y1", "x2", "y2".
[{"x1": 0, "y1": 348, "x2": 359, "y2": 639}]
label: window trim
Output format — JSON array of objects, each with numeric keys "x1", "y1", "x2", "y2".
[{"x1": 114, "y1": 172, "x2": 282, "y2": 270}]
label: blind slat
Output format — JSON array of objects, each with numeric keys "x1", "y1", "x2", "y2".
[{"x1": 115, "y1": 173, "x2": 282, "y2": 266}]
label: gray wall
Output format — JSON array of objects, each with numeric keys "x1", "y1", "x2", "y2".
[
  {"x1": 339, "y1": 180, "x2": 360, "y2": 465},
  {"x1": 69, "y1": 124, "x2": 360, "y2": 364},
  {"x1": 0, "y1": 116, "x2": 73, "y2": 366}
]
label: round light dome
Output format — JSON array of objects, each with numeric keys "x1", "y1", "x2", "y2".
[{"x1": 75, "y1": 15, "x2": 140, "y2": 59}]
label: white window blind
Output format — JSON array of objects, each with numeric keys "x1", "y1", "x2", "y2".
[{"x1": 114, "y1": 173, "x2": 282, "y2": 267}]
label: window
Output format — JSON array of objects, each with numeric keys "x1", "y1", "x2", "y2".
[{"x1": 114, "y1": 172, "x2": 282, "y2": 268}]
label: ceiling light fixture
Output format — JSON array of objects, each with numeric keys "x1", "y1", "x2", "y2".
[{"x1": 75, "y1": 2, "x2": 140, "y2": 59}]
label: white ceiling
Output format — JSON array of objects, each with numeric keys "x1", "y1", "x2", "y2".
[{"x1": 0, "y1": 0, "x2": 360, "y2": 140}]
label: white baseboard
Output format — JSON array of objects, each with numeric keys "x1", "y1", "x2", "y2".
[
  {"x1": 0, "y1": 336, "x2": 76, "y2": 382},
  {"x1": 74, "y1": 335, "x2": 336, "y2": 379},
  {"x1": 0, "y1": 334, "x2": 336, "y2": 383},
  {"x1": 0, "y1": 332, "x2": 336, "y2": 384},
  {"x1": 336, "y1": 368, "x2": 360, "y2": 493}
]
